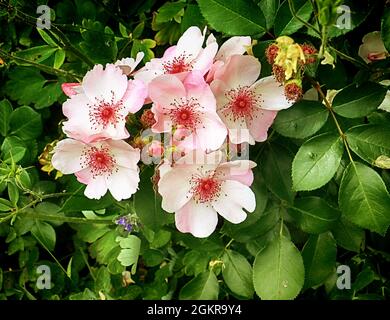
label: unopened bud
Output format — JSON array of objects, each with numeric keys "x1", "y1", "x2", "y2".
[{"x1": 284, "y1": 79, "x2": 303, "y2": 102}]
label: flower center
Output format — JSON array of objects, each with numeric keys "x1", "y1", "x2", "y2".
[
  {"x1": 82, "y1": 146, "x2": 117, "y2": 177},
  {"x1": 191, "y1": 174, "x2": 222, "y2": 203},
  {"x1": 166, "y1": 97, "x2": 203, "y2": 131},
  {"x1": 163, "y1": 54, "x2": 193, "y2": 74},
  {"x1": 223, "y1": 86, "x2": 261, "y2": 121},
  {"x1": 89, "y1": 91, "x2": 125, "y2": 130}
]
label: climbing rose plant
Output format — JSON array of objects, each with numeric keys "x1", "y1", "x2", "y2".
[{"x1": 0, "y1": 0, "x2": 390, "y2": 301}]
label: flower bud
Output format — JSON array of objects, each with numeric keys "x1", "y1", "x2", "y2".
[
  {"x1": 140, "y1": 109, "x2": 156, "y2": 128},
  {"x1": 284, "y1": 79, "x2": 303, "y2": 102},
  {"x1": 265, "y1": 43, "x2": 279, "y2": 64}
]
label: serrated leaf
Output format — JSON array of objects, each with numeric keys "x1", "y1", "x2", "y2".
[
  {"x1": 196, "y1": 0, "x2": 266, "y2": 36},
  {"x1": 302, "y1": 232, "x2": 337, "y2": 289},
  {"x1": 260, "y1": 143, "x2": 295, "y2": 203},
  {"x1": 346, "y1": 124, "x2": 390, "y2": 167},
  {"x1": 288, "y1": 197, "x2": 340, "y2": 234},
  {"x1": 222, "y1": 250, "x2": 254, "y2": 299},
  {"x1": 181, "y1": 4, "x2": 205, "y2": 33},
  {"x1": 292, "y1": 133, "x2": 344, "y2": 191},
  {"x1": 253, "y1": 235, "x2": 304, "y2": 300},
  {"x1": 259, "y1": 0, "x2": 279, "y2": 30},
  {"x1": 274, "y1": 100, "x2": 329, "y2": 139},
  {"x1": 274, "y1": 0, "x2": 313, "y2": 36},
  {"x1": 331, "y1": 217, "x2": 365, "y2": 253},
  {"x1": 339, "y1": 162, "x2": 390, "y2": 235},
  {"x1": 179, "y1": 270, "x2": 219, "y2": 300},
  {"x1": 333, "y1": 82, "x2": 387, "y2": 118}
]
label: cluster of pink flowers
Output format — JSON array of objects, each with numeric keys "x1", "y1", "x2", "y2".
[{"x1": 52, "y1": 27, "x2": 295, "y2": 237}]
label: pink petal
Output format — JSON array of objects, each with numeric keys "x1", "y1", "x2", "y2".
[
  {"x1": 175, "y1": 199, "x2": 219, "y2": 238},
  {"x1": 158, "y1": 166, "x2": 196, "y2": 212},
  {"x1": 192, "y1": 42, "x2": 218, "y2": 75},
  {"x1": 196, "y1": 112, "x2": 227, "y2": 151},
  {"x1": 252, "y1": 76, "x2": 293, "y2": 111},
  {"x1": 61, "y1": 82, "x2": 82, "y2": 97},
  {"x1": 214, "y1": 55, "x2": 260, "y2": 89},
  {"x1": 212, "y1": 180, "x2": 255, "y2": 223},
  {"x1": 84, "y1": 176, "x2": 108, "y2": 200},
  {"x1": 82, "y1": 64, "x2": 128, "y2": 103},
  {"x1": 176, "y1": 26, "x2": 205, "y2": 59},
  {"x1": 247, "y1": 108, "x2": 277, "y2": 142},
  {"x1": 149, "y1": 74, "x2": 186, "y2": 107},
  {"x1": 107, "y1": 167, "x2": 140, "y2": 201},
  {"x1": 184, "y1": 72, "x2": 217, "y2": 112},
  {"x1": 151, "y1": 103, "x2": 173, "y2": 133},
  {"x1": 62, "y1": 93, "x2": 90, "y2": 119},
  {"x1": 215, "y1": 36, "x2": 251, "y2": 62},
  {"x1": 122, "y1": 79, "x2": 147, "y2": 114},
  {"x1": 216, "y1": 160, "x2": 256, "y2": 186},
  {"x1": 106, "y1": 140, "x2": 140, "y2": 169},
  {"x1": 210, "y1": 79, "x2": 229, "y2": 108},
  {"x1": 52, "y1": 139, "x2": 85, "y2": 174}
]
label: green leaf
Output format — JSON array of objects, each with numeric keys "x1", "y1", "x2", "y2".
[
  {"x1": 196, "y1": 0, "x2": 266, "y2": 36},
  {"x1": 288, "y1": 197, "x2": 340, "y2": 234},
  {"x1": 94, "y1": 267, "x2": 112, "y2": 294},
  {"x1": 331, "y1": 217, "x2": 365, "y2": 253},
  {"x1": 292, "y1": 133, "x2": 344, "y2": 191},
  {"x1": 260, "y1": 143, "x2": 295, "y2": 203},
  {"x1": 132, "y1": 39, "x2": 156, "y2": 62},
  {"x1": 7, "y1": 181, "x2": 19, "y2": 206},
  {"x1": 352, "y1": 266, "x2": 378, "y2": 292},
  {"x1": 183, "y1": 250, "x2": 209, "y2": 276},
  {"x1": 31, "y1": 220, "x2": 56, "y2": 251},
  {"x1": 181, "y1": 4, "x2": 205, "y2": 33},
  {"x1": 273, "y1": 100, "x2": 329, "y2": 139},
  {"x1": 116, "y1": 235, "x2": 141, "y2": 274},
  {"x1": 53, "y1": 49, "x2": 66, "y2": 69},
  {"x1": 80, "y1": 20, "x2": 117, "y2": 64},
  {"x1": 339, "y1": 162, "x2": 390, "y2": 235},
  {"x1": 346, "y1": 124, "x2": 390, "y2": 168},
  {"x1": 382, "y1": 7, "x2": 390, "y2": 52},
  {"x1": 134, "y1": 167, "x2": 171, "y2": 231},
  {"x1": 274, "y1": 0, "x2": 313, "y2": 36},
  {"x1": 5, "y1": 67, "x2": 63, "y2": 109},
  {"x1": 0, "y1": 198, "x2": 13, "y2": 212},
  {"x1": 155, "y1": 1, "x2": 186, "y2": 24},
  {"x1": 259, "y1": 0, "x2": 279, "y2": 30},
  {"x1": 14, "y1": 45, "x2": 58, "y2": 65},
  {"x1": 253, "y1": 235, "x2": 304, "y2": 300},
  {"x1": 301, "y1": 232, "x2": 337, "y2": 289},
  {"x1": 222, "y1": 250, "x2": 254, "y2": 299},
  {"x1": 333, "y1": 82, "x2": 387, "y2": 118},
  {"x1": 9, "y1": 106, "x2": 42, "y2": 140},
  {"x1": 1, "y1": 136, "x2": 27, "y2": 164},
  {"x1": 179, "y1": 270, "x2": 219, "y2": 300},
  {"x1": 37, "y1": 28, "x2": 57, "y2": 46},
  {"x1": 0, "y1": 99, "x2": 13, "y2": 136},
  {"x1": 60, "y1": 190, "x2": 115, "y2": 213}
]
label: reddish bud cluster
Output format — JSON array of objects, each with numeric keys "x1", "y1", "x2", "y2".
[
  {"x1": 300, "y1": 44, "x2": 318, "y2": 64},
  {"x1": 140, "y1": 109, "x2": 156, "y2": 128},
  {"x1": 265, "y1": 44, "x2": 279, "y2": 65},
  {"x1": 284, "y1": 80, "x2": 303, "y2": 102}
]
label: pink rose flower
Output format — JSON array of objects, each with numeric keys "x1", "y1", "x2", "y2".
[
  {"x1": 52, "y1": 139, "x2": 140, "y2": 201},
  {"x1": 62, "y1": 64, "x2": 147, "y2": 143},
  {"x1": 158, "y1": 150, "x2": 256, "y2": 238},
  {"x1": 149, "y1": 71, "x2": 227, "y2": 152},
  {"x1": 211, "y1": 55, "x2": 293, "y2": 144},
  {"x1": 134, "y1": 26, "x2": 218, "y2": 84}
]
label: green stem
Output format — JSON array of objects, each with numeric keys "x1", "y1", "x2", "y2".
[
  {"x1": 329, "y1": 45, "x2": 369, "y2": 69},
  {"x1": 288, "y1": 0, "x2": 321, "y2": 36},
  {"x1": 310, "y1": 78, "x2": 354, "y2": 163},
  {"x1": 19, "y1": 211, "x2": 114, "y2": 224},
  {"x1": 318, "y1": 25, "x2": 328, "y2": 59},
  {"x1": 0, "y1": 48, "x2": 81, "y2": 81}
]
